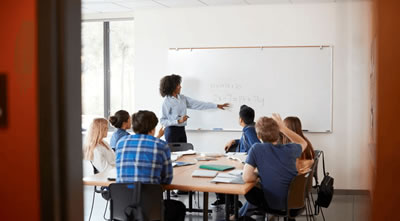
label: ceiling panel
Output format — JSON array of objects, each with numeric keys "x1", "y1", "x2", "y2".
[
  {"x1": 81, "y1": 0, "x2": 341, "y2": 14},
  {"x1": 291, "y1": 0, "x2": 336, "y2": 3},
  {"x1": 200, "y1": 0, "x2": 248, "y2": 6},
  {"x1": 153, "y1": 0, "x2": 206, "y2": 7},
  {"x1": 82, "y1": 2, "x2": 133, "y2": 13},
  {"x1": 246, "y1": 0, "x2": 291, "y2": 4},
  {"x1": 115, "y1": 0, "x2": 165, "y2": 10}
]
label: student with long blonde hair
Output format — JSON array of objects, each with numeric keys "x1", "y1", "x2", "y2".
[
  {"x1": 84, "y1": 118, "x2": 115, "y2": 173},
  {"x1": 282, "y1": 116, "x2": 315, "y2": 174}
]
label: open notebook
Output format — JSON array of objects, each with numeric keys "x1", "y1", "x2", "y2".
[{"x1": 210, "y1": 173, "x2": 245, "y2": 184}]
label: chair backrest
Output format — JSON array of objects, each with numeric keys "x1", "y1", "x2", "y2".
[
  {"x1": 109, "y1": 182, "x2": 164, "y2": 221},
  {"x1": 313, "y1": 150, "x2": 323, "y2": 185},
  {"x1": 287, "y1": 172, "x2": 310, "y2": 211},
  {"x1": 168, "y1": 142, "x2": 194, "y2": 152}
]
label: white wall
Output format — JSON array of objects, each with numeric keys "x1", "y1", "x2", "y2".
[{"x1": 133, "y1": 2, "x2": 373, "y2": 190}]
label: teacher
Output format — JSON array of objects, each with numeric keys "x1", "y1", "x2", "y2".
[{"x1": 160, "y1": 74, "x2": 229, "y2": 143}]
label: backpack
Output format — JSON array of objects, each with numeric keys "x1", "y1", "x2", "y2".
[{"x1": 315, "y1": 151, "x2": 334, "y2": 208}]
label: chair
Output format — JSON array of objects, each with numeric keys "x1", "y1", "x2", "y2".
[
  {"x1": 168, "y1": 142, "x2": 194, "y2": 152},
  {"x1": 109, "y1": 182, "x2": 164, "y2": 221},
  {"x1": 312, "y1": 150, "x2": 326, "y2": 221},
  {"x1": 88, "y1": 163, "x2": 111, "y2": 221},
  {"x1": 167, "y1": 143, "x2": 208, "y2": 213},
  {"x1": 265, "y1": 172, "x2": 311, "y2": 221}
]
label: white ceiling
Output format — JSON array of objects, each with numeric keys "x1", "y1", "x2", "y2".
[{"x1": 82, "y1": 0, "x2": 337, "y2": 14}]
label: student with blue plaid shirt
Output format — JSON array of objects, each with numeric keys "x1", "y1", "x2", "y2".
[{"x1": 116, "y1": 110, "x2": 186, "y2": 221}]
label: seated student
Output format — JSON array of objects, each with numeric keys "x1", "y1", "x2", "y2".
[
  {"x1": 84, "y1": 118, "x2": 115, "y2": 173},
  {"x1": 109, "y1": 110, "x2": 131, "y2": 151},
  {"x1": 115, "y1": 110, "x2": 185, "y2": 221},
  {"x1": 282, "y1": 116, "x2": 315, "y2": 174},
  {"x1": 240, "y1": 114, "x2": 307, "y2": 220},
  {"x1": 224, "y1": 105, "x2": 260, "y2": 153},
  {"x1": 212, "y1": 105, "x2": 261, "y2": 207}
]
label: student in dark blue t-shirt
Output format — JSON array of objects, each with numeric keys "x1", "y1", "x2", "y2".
[{"x1": 240, "y1": 113, "x2": 307, "y2": 219}]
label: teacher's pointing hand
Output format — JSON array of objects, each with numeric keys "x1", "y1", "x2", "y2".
[{"x1": 217, "y1": 103, "x2": 230, "y2": 110}]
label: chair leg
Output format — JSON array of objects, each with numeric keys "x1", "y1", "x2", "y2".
[
  {"x1": 88, "y1": 187, "x2": 96, "y2": 221},
  {"x1": 320, "y1": 207, "x2": 326, "y2": 221}
]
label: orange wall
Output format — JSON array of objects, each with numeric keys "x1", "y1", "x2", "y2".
[
  {"x1": 372, "y1": 0, "x2": 400, "y2": 220},
  {"x1": 0, "y1": 0, "x2": 40, "y2": 220}
]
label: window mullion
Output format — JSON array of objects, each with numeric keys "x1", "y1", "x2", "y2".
[{"x1": 103, "y1": 22, "x2": 111, "y2": 120}]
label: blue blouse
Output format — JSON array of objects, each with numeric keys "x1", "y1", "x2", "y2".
[
  {"x1": 160, "y1": 94, "x2": 217, "y2": 127},
  {"x1": 110, "y1": 128, "x2": 130, "y2": 151}
]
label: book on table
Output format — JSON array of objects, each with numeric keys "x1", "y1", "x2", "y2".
[
  {"x1": 191, "y1": 169, "x2": 218, "y2": 178},
  {"x1": 199, "y1": 164, "x2": 235, "y2": 171},
  {"x1": 210, "y1": 173, "x2": 245, "y2": 184}
]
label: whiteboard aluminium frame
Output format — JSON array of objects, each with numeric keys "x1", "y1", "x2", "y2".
[{"x1": 169, "y1": 45, "x2": 334, "y2": 133}]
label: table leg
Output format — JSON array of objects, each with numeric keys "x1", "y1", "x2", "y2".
[
  {"x1": 166, "y1": 190, "x2": 170, "y2": 200},
  {"x1": 203, "y1": 192, "x2": 209, "y2": 221},
  {"x1": 189, "y1": 191, "x2": 193, "y2": 210},
  {"x1": 234, "y1": 195, "x2": 238, "y2": 220},
  {"x1": 225, "y1": 194, "x2": 231, "y2": 221}
]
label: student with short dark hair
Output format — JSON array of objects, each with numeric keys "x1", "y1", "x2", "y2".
[
  {"x1": 224, "y1": 105, "x2": 260, "y2": 153},
  {"x1": 240, "y1": 114, "x2": 307, "y2": 220},
  {"x1": 213, "y1": 105, "x2": 261, "y2": 207},
  {"x1": 109, "y1": 110, "x2": 131, "y2": 151},
  {"x1": 115, "y1": 110, "x2": 185, "y2": 221},
  {"x1": 159, "y1": 74, "x2": 229, "y2": 143}
]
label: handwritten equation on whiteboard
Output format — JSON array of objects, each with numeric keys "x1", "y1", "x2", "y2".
[{"x1": 209, "y1": 83, "x2": 265, "y2": 107}]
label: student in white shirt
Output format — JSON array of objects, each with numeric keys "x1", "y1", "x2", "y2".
[
  {"x1": 84, "y1": 118, "x2": 115, "y2": 173},
  {"x1": 159, "y1": 74, "x2": 229, "y2": 143}
]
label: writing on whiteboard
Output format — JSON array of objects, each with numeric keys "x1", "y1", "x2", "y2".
[
  {"x1": 210, "y1": 83, "x2": 242, "y2": 90},
  {"x1": 213, "y1": 94, "x2": 265, "y2": 106}
]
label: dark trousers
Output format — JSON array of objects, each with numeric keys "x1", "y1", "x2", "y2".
[
  {"x1": 164, "y1": 199, "x2": 186, "y2": 221},
  {"x1": 165, "y1": 126, "x2": 187, "y2": 143}
]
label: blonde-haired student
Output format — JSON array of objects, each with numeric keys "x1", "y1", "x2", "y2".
[{"x1": 84, "y1": 118, "x2": 115, "y2": 173}]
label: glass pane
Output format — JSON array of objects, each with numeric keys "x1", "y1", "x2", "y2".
[
  {"x1": 81, "y1": 22, "x2": 104, "y2": 130},
  {"x1": 110, "y1": 20, "x2": 135, "y2": 115}
]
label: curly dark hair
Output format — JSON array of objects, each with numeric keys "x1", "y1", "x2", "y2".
[{"x1": 159, "y1": 74, "x2": 182, "y2": 97}]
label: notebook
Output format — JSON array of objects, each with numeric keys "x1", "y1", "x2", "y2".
[
  {"x1": 210, "y1": 173, "x2": 245, "y2": 184},
  {"x1": 199, "y1": 164, "x2": 235, "y2": 171},
  {"x1": 172, "y1": 161, "x2": 195, "y2": 167},
  {"x1": 191, "y1": 169, "x2": 218, "y2": 178}
]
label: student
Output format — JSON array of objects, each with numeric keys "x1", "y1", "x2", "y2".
[
  {"x1": 224, "y1": 105, "x2": 260, "y2": 153},
  {"x1": 84, "y1": 118, "x2": 115, "y2": 173},
  {"x1": 213, "y1": 105, "x2": 261, "y2": 207},
  {"x1": 115, "y1": 110, "x2": 185, "y2": 221},
  {"x1": 159, "y1": 74, "x2": 229, "y2": 143},
  {"x1": 282, "y1": 116, "x2": 315, "y2": 174},
  {"x1": 240, "y1": 114, "x2": 307, "y2": 220},
  {"x1": 109, "y1": 110, "x2": 131, "y2": 151}
]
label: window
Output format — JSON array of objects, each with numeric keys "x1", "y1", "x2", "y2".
[
  {"x1": 110, "y1": 21, "x2": 135, "y2": 114},
  {"x1": 81, "y1": 20, "x2": 134, "y2": 130}
]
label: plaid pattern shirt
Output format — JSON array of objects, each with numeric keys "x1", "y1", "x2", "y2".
[{"x1": 115, "y1": 134, "x2": 173, "y2": 184}]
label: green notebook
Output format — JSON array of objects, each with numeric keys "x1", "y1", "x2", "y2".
[{"x1": 199, "y1": 164, "x2": 235, "y2": 171}]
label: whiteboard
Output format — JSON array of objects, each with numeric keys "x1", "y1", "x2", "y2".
[{"x1": 168, "y1": 47, "x2": 332, "y2": 132}]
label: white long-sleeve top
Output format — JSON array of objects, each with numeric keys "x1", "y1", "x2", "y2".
[
  {"x1": 92, "y1": 141, "x2": 116, "y2": 173},
  {"x1": 160, "y1": 94, "x2": 217, "y2": 127}
]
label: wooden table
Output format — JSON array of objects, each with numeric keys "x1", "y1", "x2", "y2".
[{"x1": 83, "y1": 154, "x2": 256, "y2": 221}]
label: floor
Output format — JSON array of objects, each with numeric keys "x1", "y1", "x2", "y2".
[{"x1": 83, "y1": 186, "x2": 370, "y2": 221}]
